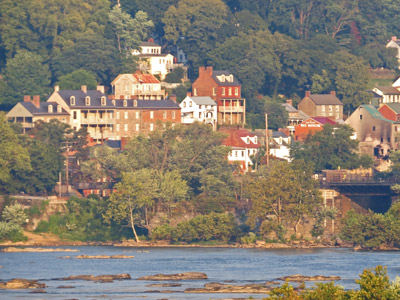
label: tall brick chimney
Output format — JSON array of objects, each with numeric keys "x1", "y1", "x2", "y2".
[
  {"x1": 169, "y1": 94, "x2": 177, "y2": 103},
  {"x1": 54, "y1": 85, "x2": 59, "y2": 92},
  {"x1": 24, "y1": 95, "x2": 31, "y2": 102},
  {"x1": 96, "y1": 85, "x2": 105, "y2": 94},
  {"x1": 330, "y1": 91, "x2": 336, "y2": 96},
  {"x1": 32, "y1": 95, "x2": 40, "y2": 108},
  {"x1": 187, "y1": 92, "x2": 192, "y2": 97},
  {"x1": 305, "y1": 91, "x2": 311, "y2": 97},
  {"x1": 81, "y1": 85, "x2": 87, "y2": 93},
  {"x1": 199, "y1": 66, "x2": 213, "y2": 76}
]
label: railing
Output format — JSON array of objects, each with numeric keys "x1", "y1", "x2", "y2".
[
  {"x1": 219, "y1": 106, "x2": 244, "y2": 113},
  {"x1": 80, "y1": 118, "x2": 115, "y2": 124}
]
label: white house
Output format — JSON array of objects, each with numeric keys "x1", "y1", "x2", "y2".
[
  {"x1": 270, "y1": 131, "x2": 292, "y2": 161},
  {"x1": 132, "y1": 40, "x2": 175, "y2": 80},
  {"x1": 386, "y1": 36, "x2": 400, "y2": 68},
  {"x1": 180, "y1": 95, "x2": 217, "y2": 129},
  {"x1": 221, "y1": 128, "x2": 261, "y2": 173}
]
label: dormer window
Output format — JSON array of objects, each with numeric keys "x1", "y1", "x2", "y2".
[
  {"x1": 247, "y1": 137, "x2": 250, "y2": 144},
  {"x1": 57, "y1": 105, "x2": 62, "y2": 113},
  {"x1": 48, "y1": 105, "x2": 53, "y2": 113},
  {"x1": 221, "y1": 74, "x2": 225, "y2": 82},
  {"x1": 254, "y1": 136, "x2": 257, "y2": 144},
  {"x1": 85, "y1": 96, "x2": 90, "y2": 106},
  {"x1": 228, "y1": 75, "x2": 233, "y2": 82},
  {"x1": 134, "y1": 100, "x2": 137, "y2": 107},
  {"x1": 112, "y1": 100, "x2": 116, "y2": 106},
  {"x1": 70, "y1": 96, "x2": 75, "y2": 106},
  {"x1": 123, "y1": 100, "x2": 127, "y2": 107},
  {"x1": 101, "y1": 96, "x2": 106, "y2": 106}
]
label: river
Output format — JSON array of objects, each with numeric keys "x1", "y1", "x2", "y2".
[{"x1": 0, "y1": 246, "x2": 399, "y2": 299}]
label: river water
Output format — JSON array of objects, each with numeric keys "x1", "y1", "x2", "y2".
[{"x1": 1, "y1": 246, "x2": 400, "y2": 299}]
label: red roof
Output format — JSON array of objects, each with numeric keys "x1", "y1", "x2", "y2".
[
  {"x1": 133, "y1": 71, "x2": 160, "y2": 84},
  {"x1": 220, "y1": 128, "x2": 260, "y2": 148},
  {"x1": 311, "y1": 117, "x2": 336, "y2": 125}
]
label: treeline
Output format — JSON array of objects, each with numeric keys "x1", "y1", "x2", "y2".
[{"x1": 1, "y1": 1, "x2": 400, "y2": 126}]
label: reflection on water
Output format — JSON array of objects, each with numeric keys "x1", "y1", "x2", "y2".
[{"x1": 0, "y1": 246, "x2": 399, "y2": 299}]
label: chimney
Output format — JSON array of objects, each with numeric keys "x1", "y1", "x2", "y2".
[
  {"x1": 305, "y1": 91, "x2": 311, "y2": 97},
  {"x1": 286, "y1": 99, "x2": 293, "y2": 106},
  {"x1": 96, "y1": 85, "x2": 105, "y2": 94},
  {"x1": 392, "y1": 36, "x2": 397, "y2": 41},
  {"x1": 81, "y1": 85, "x2": 87, "y2": 93},
  {"x1": 148, "y1": 38, "x2": 154, "y2": 43},
  {"x1": 24, "y1": 95, "x2": 31, "y2": 102},
  {"x1": 169, "y1": 94, "x2": 177, "y2": 103},
  {"x1": 54, "y1": 85, "x2": 59, "y2": 92},
  {"x1": 199, "y1": 66, "x2": 213, "y2": 76},
  {"x1": 32, "y1": 95, "x2": 40, "y2": 108},
  {"x1": 186, "y1": 92, "x2": 192, "y2": 97},
  {"x1": 330, "y1": 91, "x2": 336, "y2": 97}
]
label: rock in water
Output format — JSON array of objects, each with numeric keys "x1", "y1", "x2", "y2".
[{"x1": 138, "y1": 272, "x2": 208, "y2": 281}]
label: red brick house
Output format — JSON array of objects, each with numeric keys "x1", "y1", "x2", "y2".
[
  {"x1": 294, "y1": 117, "x2": 336, "y2": 141},
  {"x1": 192, "y1": 66, "x2": 245, "y2": 126},
  {"x1": 378, "y1": 103, "x2": 400, "y2": 122}
]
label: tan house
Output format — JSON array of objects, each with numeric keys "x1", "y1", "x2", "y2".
[
  {"x1": 6, "y1": 95, "x2": 69, "y2": 133},
  {"x1": 386, "y1": 36, "x2": 400, "y2": 68},
  {"x1": 298, "y1": 91, "x2": 343, "y2": 120},
  {"x1": 345, "y1": 104, "x2": 399, "y2": 157},
  {"x1": 111, "y1": 71, "x2": 166, "y2": 100}
]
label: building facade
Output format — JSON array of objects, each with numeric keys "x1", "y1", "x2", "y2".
[
  {"x1": 298, "y1": 91, "x2": 343, "y2": 120},
  {"x1": 180, "y1": 95, "x2": 217, "y2": 129}
]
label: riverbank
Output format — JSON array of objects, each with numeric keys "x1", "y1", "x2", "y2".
[{"x1": 0, "y1": 231, "x2": 345, "y2": 249}]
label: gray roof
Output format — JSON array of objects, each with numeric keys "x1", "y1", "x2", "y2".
[
  {"x1": 385, "y1": 103, "x2": 400, "y2": 114},
  {"x1": 212, "y1": 70, "x2": 241, "y2": 86},
  {"x1": 114, "y1": 99, "x2": 180, "y2": 109},
  {"x1": 282, "y1": 103, "x2": 298, "y2": 113},
  {"x1": 140, "y1": 41, "x2": 160, "y2": 47},
  {"x1": 309, "y1": 94, "x2": 343, "y2": 105},
  {"x1": 375, "y1": 86, "x2": 400, "y2": 95},
  {"x1": 272, "y1": 131, "x2": 289, "y2": 138},
  {"x1": 20, "y1": 102, "x2": 69, "y2": 115},
  {"x1": 58, "y1": 90, "x2": 115, "y2": 108},
  {"x1": 189, "y1": 96, "x2": 217, "y2": 106}
]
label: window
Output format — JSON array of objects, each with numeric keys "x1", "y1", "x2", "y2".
[
  {"x1": 388, "y1": 137, "x2": 391, "y2": 142},
  {"x1": 213, "y1": 88, "x2": 216, "y2": 96},
  {"x1": 48, "y1": 105, "x2": 53, "y2": 113},
  {"x1": 193, "y1": 88, "x2": 197, "y2": 96},
  {"x1": 123, "y1": 100, "x2": 127, "y2": 107},
  {"x1": 336, "y1": 105, "x2": 339, "y2": 112},
  {"x1": 199, "y1": 112, "x2": 202, "y2": 118},
  {"x1": 124, "y1": 112, "x2": 128, "y2": 119},
  {"x1": 57, "y1": 105, "x2": 62, "y2": 113},
  {"x1": 101, "y1": 96, "x2": 106, "y2": 106},
  {"x1": 235, "y1": 151, "x2": 238, "y2": 157},
  {"x1": 183, "y1": 102, "x2": 186, "y2": 108},
  {"x1": 124, "y1": 124, "x2": 128, "y2": 131},
  {"x1": 85, "y1": 96, "x2": 90, "y2": 106},
  {"x1": 150, "y1": 123, "x2": 154, "y2": 131},
  {"x1": 116, "y1": 112, "x2": 120, "y2": 119},
  {"x1": 373, "y1": 126, "x2": 376, "y2": 131},
  {"x1": 222, "y1": 88, "x2": 225, "y2": 96},
  {"x1": 172, "y1": 111, "x2": 176, "y2": 119},
  {"x1": 235, "y1": 87, "x2": 239, "y2": 96},
  {"x1": 360, "y1": 115, "x2": 363, "y2": 120},
  {"x1": 136, "y1": 124, "x2": 139, "y2": 131},
  {"x1": 73, "y1": 111, "x2": 77, "y2": 120},
  {"x1": 134, "y1": 100, "x2": 137, "y2": 107},
  {"x1": 136, "y1": 111, "x2": 139, "y2": 119},
  {"x1": 150, "y1": 111, "x2": 154, "y2": 119},
  {"x1": 116, "y1": 124, "x2": 120, "y2": 131},
  {"x1": 228, "y1": 88, "x2": 232, "y2": 96},
  {"x1": 163, "y1": 111, "x2": 167, "y2": 119},
  {"x1": 70, "y1": 96, "x2": 75, "y2": 106},
  {"x1": 329, "y1": 105, "x2": 333, "y2": 111},
  {"x1": 381, "y1": 138, "x2": 384, "y2": 142},
  {"x1": 112, "y1": 100, "x2": 116, "y2": 106},
  {"x1": 189, "y1": 101, "x2": 192, "y2": 107},
  {"x1": 242, "y1": 151, "x2": 245, "y2": 157}
]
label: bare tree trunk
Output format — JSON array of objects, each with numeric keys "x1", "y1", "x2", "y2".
[{"x1": 129, "y1": 209, "x2": 140, "y2": 242}]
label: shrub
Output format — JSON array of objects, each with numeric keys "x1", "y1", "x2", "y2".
[{"x1": 0, "y1": 222, "x2": 26, "y2": 242}]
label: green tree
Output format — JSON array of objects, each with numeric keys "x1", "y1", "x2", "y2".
[
  {"x1": 311, "y1": 70, "x2": 333, "y2": 94},
  {"x1": 105, "y1": 169, "x2": 158, "y2": 242},
  {"x1": 0, "y1": 113, "x2": 31, "y2": 190},
  {"x1": 290, "y1": 124, "x2": 373, "y2": 172},
  {"x1": 57, "y1": 69, "x2": 98, "y2": 90},
  {"x1": 246, "y1": 160, "x2": 322, "y2": 236},
  {"x1": 2, "y1": 203, "x2": 27, "y2": 226},
  {"x1": 157, "y1": 170, "x2": 188, "y2": 217},
  {"x1": 356, "y1": 266, "x2": 392, "y2": 300},
  {"x1": 264, "y1": 97, "x2": 288, "y2": 130},
  {"x1": 0, "y1": 50, "x2": 51, "y2": 110}
]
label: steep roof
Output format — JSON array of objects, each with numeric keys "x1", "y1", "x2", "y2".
[
  {"x1": 362, "y1": 104, "x2": 396, "y2": 123},
  {"x1": 375, "y1": 86, "x2": 400, "y2": 95},
  {"x1": 308, "y1": 94, "x2": 343, "y2": 105},
  {"x1": 212, "y1": 70, "x2": 241, "y2": 86},
  {"x1": 221, "y1": 128, "x2": 260, "y2": 149},
  {"x1": 282, "y1": 102, "x2": 298, "y2": 113},
  {"x1": 132, "y1": 72, "x2": 160, "y2": 84},
  {"x1": 272, "y1": 131, "x2": 289, "y2": 138},
  {"x1": 114, "y1": 99, "x2": 180, "y2": 109},
  {"x1": 385, "y1": 103, "x2": 400, "y2": 114},
  {"x1": 20, "y1": 102, "x2": 69, "y2": 115},
  {"x1": 186, "y1": 96, "x2": 216, "y2": 106},
  {"x1": 57, "y1": 90, "x2": 114, "y2": 108}
]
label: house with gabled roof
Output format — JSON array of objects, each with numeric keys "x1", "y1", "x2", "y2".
[
  {"x1": 386, "y1": 36, "x2": 400, "y2": 68},
  {"x1": 282, "y1": 99, "x2": 309, "y2": 135},
  {"x1": 378, "y1": 103, "x2": 400, "y2": 122},
  {"x1": 345, "y1": 104, "x2": 399, "y2": 157},
  {"x1": 111, "y1": 71, "x2": 166, "y2": 100},
  {"x1": 6, "y1": 95, "x2": 69, "y2": 133},
  {"x1": 372, "y1": 86, "x2": 400, "y2": 104},
  {"x1": 192, "y1": 66, "x2": 246, "y2": 126},
  {"x1": 270, "y1": 131, "x2": 291, "y2": 161},
  {"x1": 180, "y1": 95, "x2": 217, "y2": 129},
  {"x1": 294, "y1": 117, "x2": 336, "y2": 141},
  {"x1": 298, "y1": 91, "x2": 343, "y2": 120},
  {"x1": 221, "y1": 128, "x2": 260, "y2": 173}
]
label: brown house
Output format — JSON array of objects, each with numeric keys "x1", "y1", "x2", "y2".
[
  {"x1": 298, "y1": 91, "x2": 343, "y2": 120},
  {"x1": 192, "y1": 66, "x2": 245, "y2": 125}
]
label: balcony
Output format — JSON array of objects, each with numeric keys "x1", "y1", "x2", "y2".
[
  {"x1": 80, "y1": 118, "x2": 115, "y2": 125},
  {"x1": 219, "y1": 106, "x2": 245, "y2": 113}
]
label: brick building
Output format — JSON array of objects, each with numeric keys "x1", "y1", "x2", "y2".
[
  {"x1": 192, "y1": 66, "x2": 245, "y2": 126},
  {"x1": 298, "y1": 91, "x2": 343, "y2": 120},
  {"x1": 294, "y1": 117, "x2": 336, "y2": 141}
]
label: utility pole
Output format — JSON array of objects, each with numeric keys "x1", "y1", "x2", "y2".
[
  {"x1": 265, "y1": 113, "x2": 269, "y2": 167},
  {"x1": 65, "y1": 141, "x2": 70, "y2": 195}
]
